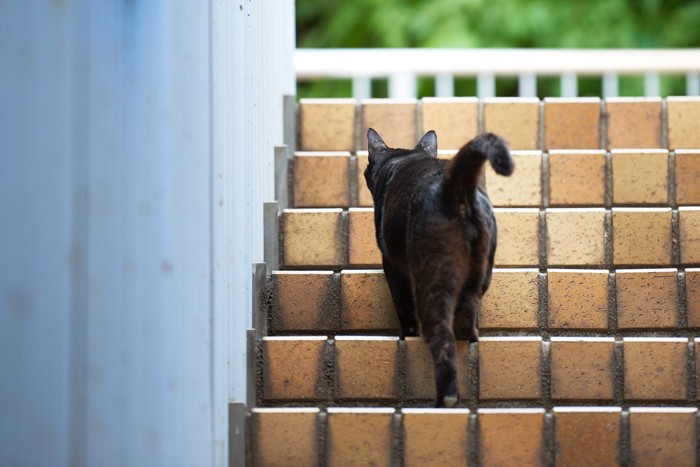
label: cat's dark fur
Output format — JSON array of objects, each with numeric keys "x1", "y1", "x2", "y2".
[{"x1": 364, "y1": 128, "x2": 514, "y2": 407}]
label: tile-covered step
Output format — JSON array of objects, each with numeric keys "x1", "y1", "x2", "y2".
[
  {"x1": 289, "y1": 148, "x2": 700, "y2": 210},
  {"x1": 250, "y1": 407, "x2": 698, "y2": 466},
  {"x1": 281, "y1": 207, "x2": 689, "y2": 269},
  {"x1": 279, "y1": 206, "x2": 694, "y2": 269},
  {"x1": 288, "y1": 150, "x2": 700, "y2": 209},
  {"x1": 269, "y1": 269, "x2": 696, "y2": 334},
  {"x1": 260, "y1": 336, "x2": 697, "y2": 405},
  {"x1": 298, "y1": 97, "x2": 700, "y2": 154}
]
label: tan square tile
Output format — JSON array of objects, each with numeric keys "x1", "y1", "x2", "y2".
[
  {"x1": 686, "y1": 269, "x2": 700, "y2": 328},
  {"x1": 675, "y1": 150, "x2": 700, "y2": 205},
  {"x1": 605, "y1": 98, "x2": 663, "y2": 149},
  {"x1": 327, "y1": 408, "x2": 394, "y2": 466},
  {"x1": 544, "y1": 98, "x2": 601, "y2": 150},
  {"x1": 548, "y1": 150, "x2": 607, "y2": 206},
  {"x1": 550, "y1": 338, "x2": 615, "y2": 400},
  {"x1": 271, "y1": 271, "x2": 337, "y2": 331},
  {"x1": 403, "y1": 409, "x2": 470, "y2": 467},
  {"x1": 612, "y1": 150, "x2": 668, "y2": 205},
  {"x1": 404, "y1": 337, "x2": 469, "y2": 401},
  {"x1": 480, "y1": 269, "x2": 540, "y2": 330},
  {"x1": 252, "y1": 408, "x2": 320, "y2": 467},
  {"x1": 483, "y1": 98, "x2": 540, "y2": 150},
  {"x1": 299, "y1": 98, "x2": 356, "y2": 151},
  {"x1": 478, "y1": 409, "x2": 544, "y2": 466},
  {"x1": 361, "y1": 99, "x2": 417, "y2": 150},
  {"x1": 347, "y1": 208, "x2": 381, "y2": 267},
  {"x1": 548, "y1": 269, "x2": 609, "y2": 329},
  {"x1": 282, "y1": 209, "x2": 344, "y2": 268},
  {"x1": 616, "y1": 269, "x2": 678, "y2": 329},
  {"x1": 623, "y1": 338, "x2": 688, "y2": 400},
  {"x1": 667, "y1": 96, "x2": 700, "y2": 149},
  {"x1": 479, "y1": 337, "x2": 542, "y2": 400},
  {"x1": 293, "y1": 152, "x2": 351, "y2": 208},
  {"x1": 356, "y1": 152, "x2": 373, "y2": 207},
  {"x1": 546, "y1": 208, "x2": 606, "y2": 267},
  {"x1": 493, "y1": 208, "x2": 540, "y2": 267},
  {"x1": 340, "y1": 270, "x2": 397, "y2": 331},
  {"x1": 629, "y1": 408, "x2": 697, "y2": 466},
  {"x1": 680, "y1": 207, "x2": 700, "y2": 265},
  {"x1": 263, "y1": 336, "x2": 328, "y2": 400},
  {"x1": 554, "y1": 408, "x2": 621, "y2": 467},
  {"x1": 421, "y1": 97, "x2": 478, "y2": 150},
  {"x1": 335, "y1": 336, "x2": 399, "y2": 400},
  {"x1": 612, "y1": 208, "x2": 672, "y2": 267},
  {"x1": 485, "y1": 151, "x2": 542, "y2": 207}
]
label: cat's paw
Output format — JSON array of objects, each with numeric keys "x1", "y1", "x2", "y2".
[{"x1": 443, "y1": 395, "x2": 458, "y2": 407}]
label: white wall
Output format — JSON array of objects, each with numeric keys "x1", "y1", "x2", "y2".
[{"x1": 0, "y1": 1, "x2": 293, "y2": 466}]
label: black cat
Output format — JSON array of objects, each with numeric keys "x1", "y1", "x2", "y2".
[{"x1": 364, "y1": 128, "x2": 514, "y2": 407}]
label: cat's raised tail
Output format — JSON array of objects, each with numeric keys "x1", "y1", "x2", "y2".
[{"x1": 442, "y1": 132, "x2": 514, "y2": 204}]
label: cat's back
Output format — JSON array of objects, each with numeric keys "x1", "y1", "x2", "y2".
[{"x1": 384, "y1": 154, "x2": 447, "y2": 201}]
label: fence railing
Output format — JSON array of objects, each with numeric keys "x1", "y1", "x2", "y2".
[{"x1": 294, "y1": 48, "x2": 700, "y2": 99}]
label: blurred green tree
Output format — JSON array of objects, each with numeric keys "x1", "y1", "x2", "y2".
[{"x1": 296, "y1": 0, "x2": 700, "y2": 98}]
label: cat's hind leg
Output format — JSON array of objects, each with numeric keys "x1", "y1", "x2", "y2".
[
  {"x1": 454, "y1": 285, "x2": 480, "y2": 343},
  {"x1": 383, "y1": 259, "x2": 419, "y2": 338},
  {"x1": 415, "y1": 287, "x2": 459, "y2": 408}
]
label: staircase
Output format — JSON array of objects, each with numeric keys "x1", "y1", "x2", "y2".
[{"x1": 248, "y1": 96, "x2": 700, "y2": 466}]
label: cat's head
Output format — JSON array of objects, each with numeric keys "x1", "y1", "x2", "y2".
[{"x1": 364, "y1": 128, "x2": 438, "y2": 194}]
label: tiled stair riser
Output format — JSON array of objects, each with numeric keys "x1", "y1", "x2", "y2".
[
  {"x1": 299, "y1": 97, "x2": 700, "y2": 153},
  {"x1": 250, "y1": 407, "x2": 697, "y2": 466}
]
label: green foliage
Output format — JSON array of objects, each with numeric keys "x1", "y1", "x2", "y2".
[{"x1": 296, "y1": 0, "x2": 700, "y2": 98}]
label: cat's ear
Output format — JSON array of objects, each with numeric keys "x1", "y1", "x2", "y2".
[
  {"x1": 415, "y1": 130, "x2": 438, "y2": 157},
  {"x1": 367, "y1": 128, "x2": 387, "y2": 156}
]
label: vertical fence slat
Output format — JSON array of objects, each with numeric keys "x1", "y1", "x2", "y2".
[
  {"x1": 687, "y1": 72, "x2": 700, "y2": 96},
  {"x1": 518, "y1": 73, "x2": 537, "y2": 98},
  {"x1": 603, "y1": 72, "x2": 619, "y2": 97},
  {"x1": 561, "y1": 72, "x2": 578, "y2": 97},
  {"x1": 644, "y1": 72, "x2": 661, "y2": 97},
  {"x1": 435, "y1": 73, "x2": 454, "y2": 97},
  {"x1": 389, "y1": 72, "x2": 417, "y2": 99},
  {"x1": 353, "y1": 76, "x2": 372, "y2": 100},
  {"x1": 477, "y1": 73, "x2": 496, "y2": 98}
]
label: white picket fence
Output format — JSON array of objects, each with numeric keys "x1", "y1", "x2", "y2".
[{"x1": 295, "y1": 48, "x2": 700, "y2": 98}]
